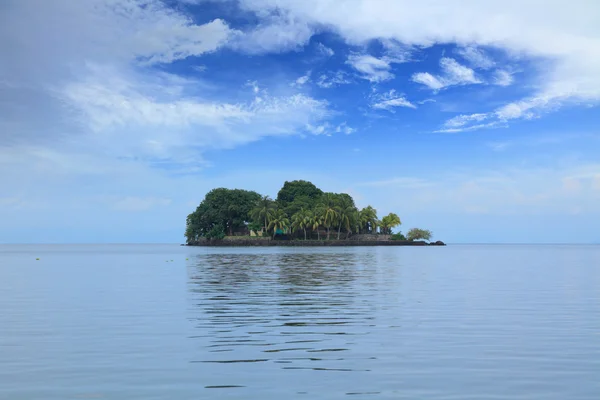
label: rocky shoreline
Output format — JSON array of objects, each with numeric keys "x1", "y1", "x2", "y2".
[{"x1": 185, "y1": 239, "x2": 446, "y2": 247}]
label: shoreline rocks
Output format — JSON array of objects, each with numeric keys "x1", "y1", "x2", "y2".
[{"x1": 186, "y1": 239, "x2": 446, "y2": 247}]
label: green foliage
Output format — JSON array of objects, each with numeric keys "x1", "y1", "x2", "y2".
[
  {"x1": 185, "y1": 188, "x2": 261, "y2": 242},
  {"x1": 247, "y1": 221, "x2": 262, "y2": 234},
  {"x1": 391, "y1": 232, "x2": 407, "y2": 241},
  {"x1": 358, "y1": 206, "x2": 378, "y2": 234},
  {"x1": 250, "y1": 195, "x2": 276, "y2": 233},
  {"x1": 205, "y1": 224, "x2": 226, "y2": 240},
  {"x1": 335, "y1": 195, "x2": 358, "y2": 239},
  {"x1": 291, "y1": 208, "x2": 312, "y2": 240},
  {"x1": 310, "y1": 212, "x2": 323, "y2": 240},
  {"x1": 317, "y1": 193, "x2": 338, "y2": 239},
  {"x1": 267, "y1": 209, "x2": 290, "y2": 239},
  {"x1": 276, "y1": 180, "x2": 323, "y2": 208},
  {"x1": 184, "y1": 181, "x2": 412, "y2": 243},
  {"x1": 406, "y1": 228, "x2": 433, "y2": 241},
  {"x1": 380, "y1": 213, "x2": 401, "y2": 235}
]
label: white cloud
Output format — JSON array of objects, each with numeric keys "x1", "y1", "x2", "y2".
[
  {"x1": 335, "y1": 122, "x2": 356, "y2": 134},
  {"x1": 412, "y1": 72, "x2": 445, "y2": 90},
  {"x1": 435, "y1": 113, "x2": 506, "y2": 132},
  {"x1": 347, "y1": 54, "x2": 394, "y2": 82},
  {"x1": 371, "y1": 90, "x2": 416, "y2": 111},
  {"x1": 379, "y1": 39, "x2": 413, "y2": 63},
  {"x1": 292, "y1": 71, "x2": 311, "y2": 87},
  {"x1": 316, "y1": 71, "x2": 352, "y2": 88},
  {"x1": 306, "y1": 122, "x2": 356, "y2": 135},
  {"x1": 228, "y1": 13, "x2": 313, "y2": 54},
  {"x1": 493, "y1": 69, "x2": 514, "y2": 86},
  {"x1": 443, "y1": 113, "x2": 489, "y2": 128},
  {"x1": 237, "y1": 0, "x2": 600, "y2": 125},
  {"x1": 455, "y1": 46, "x2": 495, "y2": 69},
  {"x1": 316, "y1": 43, "x2": 334, "y2": 57},
  {"x1": 0, "y1": 0, "x2": 337, "y2": 177},
  {"x1": 413, "y1": 57, "x2": 482, "y2": 91}
]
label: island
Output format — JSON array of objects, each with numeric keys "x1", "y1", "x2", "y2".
[{"x1": 185, "y1": 180, "x2": 445, "y2": 246}]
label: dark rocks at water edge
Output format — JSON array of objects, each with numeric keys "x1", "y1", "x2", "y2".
[{"x1": 186, "y1": 239, "x2": 446, "y2": 247}]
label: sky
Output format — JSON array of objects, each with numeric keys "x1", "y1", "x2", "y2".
[{"x1": 1, "y1": 0, "x2": 600, "y2": 244}]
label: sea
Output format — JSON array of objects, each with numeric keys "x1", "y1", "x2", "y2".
[{"x1": 1, "y1": 244, "x2": 599, "y2": 399}]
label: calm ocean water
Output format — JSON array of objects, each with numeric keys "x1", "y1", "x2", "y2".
[{"x1": 1, "y1": 244, "x2": 599, "y2": 399}]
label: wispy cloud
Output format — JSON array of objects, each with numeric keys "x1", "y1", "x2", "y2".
[
  {"x1": 371, "y1": 90, "x2": 416, "y2": 111},
  {"x1": 291, "y1": 71, "x2": 311, "y2": 87},
  {"x1": 412, "y1": 57, "x2": 482, "y2": 91},
  {"x1": 316, "y1": 71, "x2": 352, "y2": 88},
  {"x1": 493, "y1": 69, "x2": 514, "y2": 86},
  {"x1": 306, "y1": 122, "x2": 355, "y2": 135},
  {"x1": 455, "y1": 46, "x2": 495, "y2": 70},
  {"x1": 316, "y1": 42, "x2": 334, "y2": 57},
  {"x1": 347, "y1": 54, "x2": 395, "y2": 82},
  {"x1": 235, "y1": 0, "x2": 600, "y2": 127}
]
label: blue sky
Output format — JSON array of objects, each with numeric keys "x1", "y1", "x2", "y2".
[{"x1": 1, "y1": 0, "x2": 599, "y2": 243}]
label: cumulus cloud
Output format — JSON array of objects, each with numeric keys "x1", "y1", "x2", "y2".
[
  {"x1": 413, "y1": 57, "x2": 482, "y2": 91},
  {"x1": 236, "y1": 0, "x2": 600, "y2": 127},
  {"x1": 371, "y1": 90, "x2": 416, "y2": 111}
]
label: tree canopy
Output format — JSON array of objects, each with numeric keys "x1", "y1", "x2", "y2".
[
  {"x1": 276, "y1": 180, "x2": 323, "y2": 206},
  {"x1": 185, "y1": 180, "x2": 432, "y2": 244},
  {"x1": 380, "y1": 213, "x2": 401, "y2": 235},
  {"x1": 185, "y1": 188, "x2": 261, "y2": 241},
  {"x1": 406, "y1": 228, "x2": 433, "y2": 241}
]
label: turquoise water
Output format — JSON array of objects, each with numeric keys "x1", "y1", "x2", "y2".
[{"x1": 1, "y1": 244, "x2": 600, "y2": 399}]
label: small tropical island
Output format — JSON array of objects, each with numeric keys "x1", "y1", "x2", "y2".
[{"x1": 185, "y1": 180, "x2": 444, "y2": 246}]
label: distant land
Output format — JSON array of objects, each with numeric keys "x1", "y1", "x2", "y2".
[{"x1": 185, "y1": 180, "x2": 443, "y2": 246}]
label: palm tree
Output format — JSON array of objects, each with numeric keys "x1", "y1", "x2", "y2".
[
  {"x1": 359, "y1": 206, "x2": 378, "y2": 233},
  {"x1": 250, "y1": 195, "x2": 276, "y2": 235},
  {"x1": 268, "y1": 209, "x2": 290, "y2": 239},
  {"x1": 310, "y1": 212, "x2": 323, "y2": 240},
  {"x1": 380, "y1": 213, "x2": 401, "y2": 234},
  {"x1": 335, "y1": 197, "x2": 356, "y2": 239},
  {"x1": 291, "y1": 208, "x2": 312, "y2": 240},
  {"x1": 317, "y1": 193, "x2": 338, "y2": 240}
]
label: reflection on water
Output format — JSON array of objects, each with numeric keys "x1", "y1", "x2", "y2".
[
  {"x1": 185, "y1": 247, "x2": 600, "y2": 398},
  {"x1": 187, "y1": 252, "x2": 376, "y2": 375},
  {"x1": 1, "y1": 245, "x2": 600, "y2": 399}
]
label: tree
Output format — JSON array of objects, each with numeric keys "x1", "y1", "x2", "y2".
[
  {"x1": 277, "y1": 180, "x2": 323, "y2": 204},
  {"x1": 205, "y1": 224, "x2": 225, "y2": 240},
  {"x1": 247, "y1": 221, "x2": 262, "y2": 235},
  {"x1": 335, "y1": 196, "x2": 357, "y2": 239},
  {"x1": 250, "y1": 195, "x2": 276, "y2": 234},
  {"x1": 185, "y1": 188, "x2": 261, "y2": 242},
  {"x1": 380, "y1": 213, "x2": 401, "y2": 235},
  {"x1": 310, "y1": 212, "x2": 323, "y2": 240},
  {"x1": 407, "y1": 228, "x2": 433, "y2": 241},
  {"x1": 391, "y1": 232, "x2": 407, "y2": 241},
  {"x1": 291, "y1": 208, "x2": 312, "y2": 240},
  {"x1": 358, "y1": 206, "x2": 378, "y2": 234},
  {"x1": 317, "y1": 193, "x2": 338, "y2": 240},
  {"x1": 267, "y1": 209, "x2": 290, "y2": 239}
]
